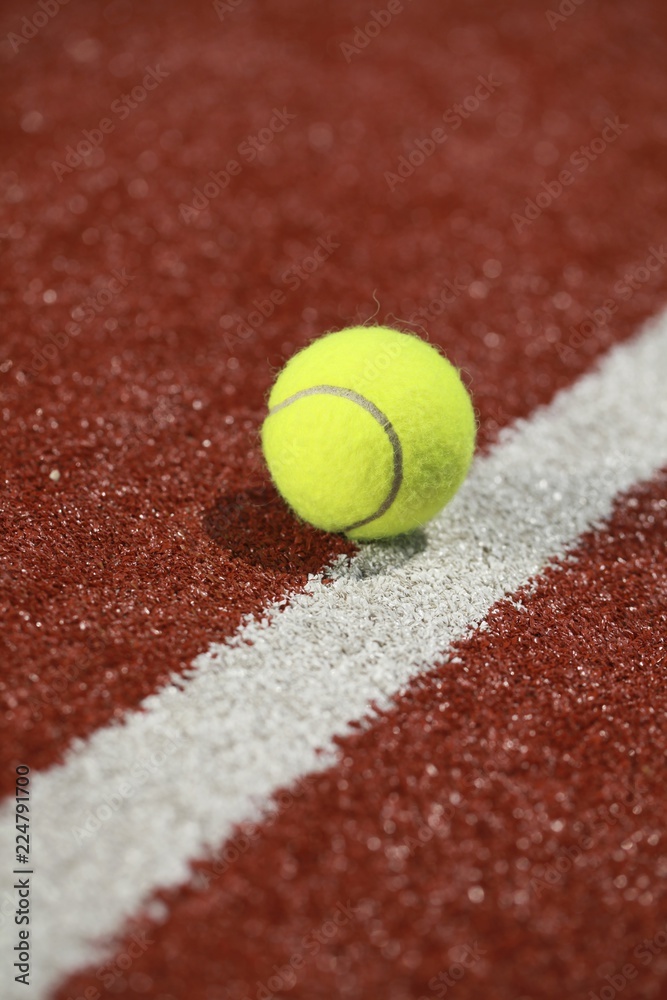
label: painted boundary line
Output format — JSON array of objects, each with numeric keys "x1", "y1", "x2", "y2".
[{"x1": 1, "y1": 315, "x2": 667, "y2": 997}]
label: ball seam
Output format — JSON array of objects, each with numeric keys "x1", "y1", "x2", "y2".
[{"x1": 268, "y1": 384, "x2": 403, "y2": 532}]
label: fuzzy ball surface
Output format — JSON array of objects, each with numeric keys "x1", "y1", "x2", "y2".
[{"x1": 261, "y1": 326, "x2": 476, "y2": 540}]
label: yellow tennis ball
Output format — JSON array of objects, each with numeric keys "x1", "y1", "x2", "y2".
[{"x1": 261, "y1": 326, "x2": 476, "y2": 540}]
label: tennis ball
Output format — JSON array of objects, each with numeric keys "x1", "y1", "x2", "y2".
[{"x1": 261, "y1": 326, "x2": 476, "y2": 540}]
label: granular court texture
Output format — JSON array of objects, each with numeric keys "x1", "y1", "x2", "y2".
[{"x1": 0, "y1": 0, "x2": 666, "y2": 998}]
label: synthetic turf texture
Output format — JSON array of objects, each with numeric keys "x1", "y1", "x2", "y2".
[
  {"x1": 0, "y1": 0, "x2": 666, "y2": 998},
  {"x1": 3, "y1": 316, "x2": 667, "y2": 999}
]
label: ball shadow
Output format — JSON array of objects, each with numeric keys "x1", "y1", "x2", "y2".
[
  {"x1": 346, "y1": 526, "x2": 428, "y2": 579},
  {"x1": 202, "y1": 484, "x2": 355, "y2": 573}
]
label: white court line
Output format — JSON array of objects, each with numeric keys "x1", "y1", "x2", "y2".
[{"x1": 2, "y1": 316, "x2": 667, "y2": 998}]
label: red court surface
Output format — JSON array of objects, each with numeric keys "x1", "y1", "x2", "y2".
[{"x1": 1, "y1": 1, "x2": 667, "y2": 998}]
